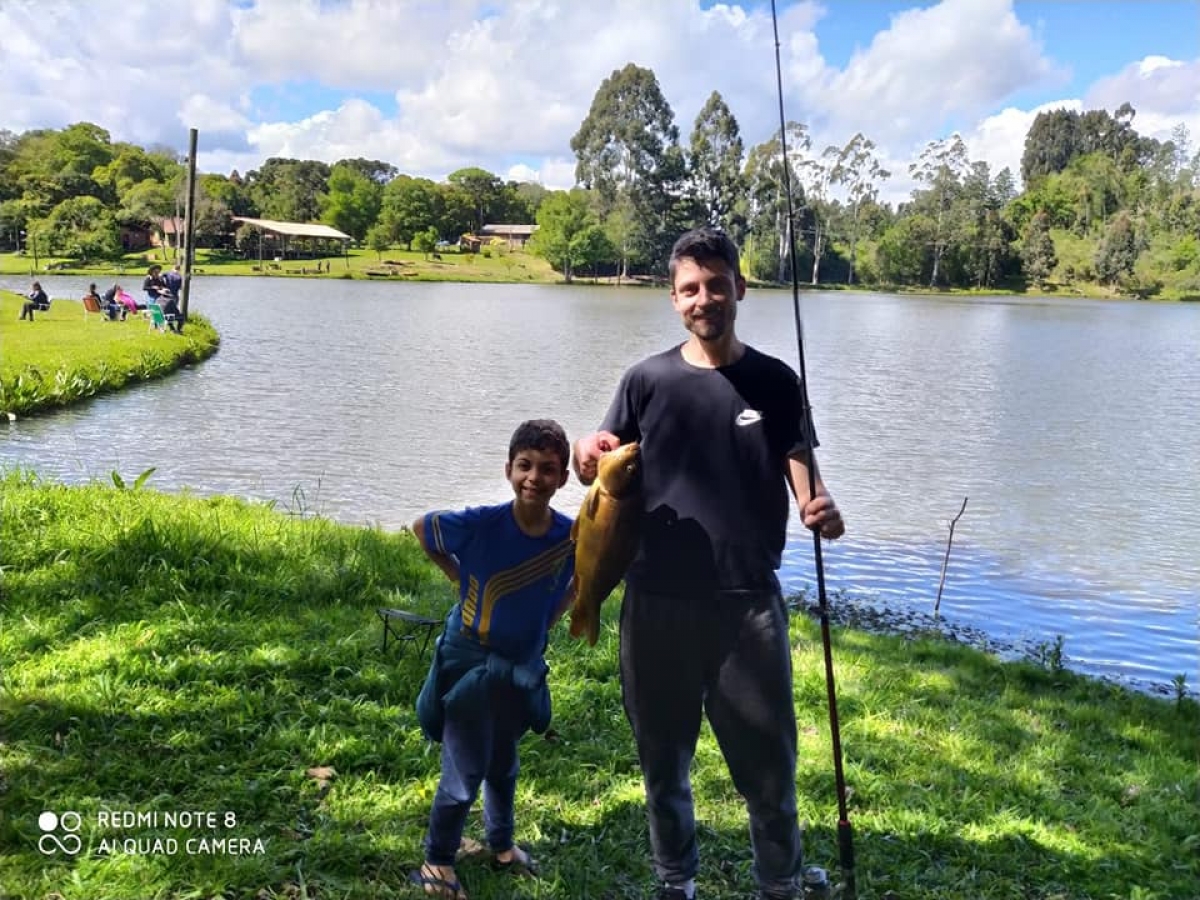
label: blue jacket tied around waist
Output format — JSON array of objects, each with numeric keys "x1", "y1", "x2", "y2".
[{"x1": 416, "y1": 629, "x2": 552, "y2": 742}]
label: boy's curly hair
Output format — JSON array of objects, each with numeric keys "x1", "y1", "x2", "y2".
[{"x1": 509, "y1": 419, "x2": 570, "y2": 471}]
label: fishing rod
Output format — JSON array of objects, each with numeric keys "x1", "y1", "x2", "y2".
[{"x1": 769, "y1": 2, "x2": 857, "y2": 899}]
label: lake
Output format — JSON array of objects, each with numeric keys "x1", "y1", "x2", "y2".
[{"x1": 3, "y1": 274, "x2": 1197, "y2": 694}]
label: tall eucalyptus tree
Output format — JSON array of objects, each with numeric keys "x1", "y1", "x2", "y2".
[
  {"x1": 688, "y1": 90, "x2": 746, "y2": 242},
  {"x1": 829, "y1": 133, "x2": 889, "y2": 284},
  {"x1": 571, "y1": 63, "x2": 686, "y2": 278}
]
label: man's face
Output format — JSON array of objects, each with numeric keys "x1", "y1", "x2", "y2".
[{"x1": 670, "y1": 257, "x2": 745, "y2": 342}]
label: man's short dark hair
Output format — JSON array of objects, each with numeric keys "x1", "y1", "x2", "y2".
[
  {"x1": 509, "y1": 419, "x2": 570, "y2": 471},
  {"x1": 668, "y1": 227, "x2": 742, "y2": 282}
]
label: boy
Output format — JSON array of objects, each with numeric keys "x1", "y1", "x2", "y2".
[{"x1": 409, "y1": 419, "x2": 576, "y2": 899}]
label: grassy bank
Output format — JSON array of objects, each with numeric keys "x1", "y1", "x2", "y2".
[
  {"x1": 0, "y1": 248, "x2": 561, "y2": 286},
  {"x1": 0, "y1": 291, "x2": 220, "y2": 418},
  {"x1": 1, "y1": 473, "x2": 1196, "y2": 900}
]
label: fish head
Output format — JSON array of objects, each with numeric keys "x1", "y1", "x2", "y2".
[{"x1": 596, "y1": 442, "x2": 641, "y2": 497}]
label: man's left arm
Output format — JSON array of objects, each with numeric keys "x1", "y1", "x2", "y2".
[{"x1": 787, "y1": 452, "x2": 844, "y2": 540}]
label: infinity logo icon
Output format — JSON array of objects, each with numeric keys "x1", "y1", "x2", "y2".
[{"x1": 38, "y1": 811, "x2": 83, "y2": 856}]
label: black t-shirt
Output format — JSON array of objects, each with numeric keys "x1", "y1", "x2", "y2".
[{"x1": 600, "y1": 344, "x2": 818, "y2": 594}]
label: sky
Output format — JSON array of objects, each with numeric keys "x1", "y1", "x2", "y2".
[{"x1": 1, "y1": 0, "x2": 1197, "y2": 205}]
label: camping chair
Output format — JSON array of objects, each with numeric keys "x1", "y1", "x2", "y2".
[
  {"x1": 82, "y1": 295, "x2": 105, "y2": 321},
  {"x1": 146, "y1": 302, "x2": 177, "y2": 332}
]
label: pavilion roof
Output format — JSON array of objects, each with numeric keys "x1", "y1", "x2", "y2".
[{"x1": 232, "y1": 217, "x2": 351, "y2": 240}]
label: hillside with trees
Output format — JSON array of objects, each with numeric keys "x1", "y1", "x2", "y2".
[{"x1": 1, "y1": 67, "x2": 1196, "y2": 298}]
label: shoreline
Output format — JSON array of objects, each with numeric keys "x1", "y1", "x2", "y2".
[
  {"x1": 0, "y1": 253, "x2": 1176, "y2": 300},
  {"x1": 791, "y1": 592, "x2": 1191, "y2": 700}
]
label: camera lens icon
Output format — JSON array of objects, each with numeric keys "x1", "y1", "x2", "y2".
[{"x1": 38, "y1": 810, "x2": 83, "y2": 856}]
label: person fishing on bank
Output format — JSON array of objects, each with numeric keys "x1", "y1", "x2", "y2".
[
  {"x1": 573, "y1": 227, "x2": 845, "y2": 900},
  {"x1": 410, "y1": 419, "x2": 577, "y2": 899}
]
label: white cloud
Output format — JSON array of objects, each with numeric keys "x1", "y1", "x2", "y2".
[
  {"x1": 1085, "y1": 55, "x2": 1200, "y2": 143},
  {"x1": 0, "y1": 0, "x2": 1196, "y2": 211},
  {"x1": 180, "y1": 95, "x2": 251, "y2": 134},
  {"x1": 229, "y1": 0, "x2": 484, "y2": 87},
  {"x1": 818, "y1": 0, "x2": 1061, "y2": 152}
]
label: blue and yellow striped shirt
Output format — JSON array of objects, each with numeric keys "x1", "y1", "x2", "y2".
[{"x1": 424, "y1": 503, "x2": 575, "y2": 662}]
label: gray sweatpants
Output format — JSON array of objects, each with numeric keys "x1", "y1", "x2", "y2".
[{"x1": 619, "y1": 584, "x2": 802, "y2": 898}]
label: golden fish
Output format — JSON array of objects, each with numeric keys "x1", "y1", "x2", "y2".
[{"x1": 569, "y1": 442, "x2": 643, "y2": 645}]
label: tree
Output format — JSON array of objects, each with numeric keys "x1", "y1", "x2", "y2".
[
  {"x1": 365, "y1": 222, "x2": 392, "y2": 260},
  {"x1": 412, "y1": 225, "x2": 439, "y2": 259},
  {"x1": 43, "y1": 195, "x2": 120, "y2": 260},
  {"x1": 877, "y1": 215, "x2": 935, "y2": 285},
  {"x1": 688, "y1": 90, "x2": 746, "y2": 240},
  {"x1": 321, "y1": 162, "x2": 383, "y2": 242},
  {"x1": 909, "y1": 134, "x2": 970, "y2": 287},
  {"x1": 447, "y1": 167, "x2": 504, "y2": 233},
  {"x1": 799, "y1": 145, "x2": 841, "y2": 285},
  {"x1": 1022, "y1": 108, "x2": 1084, "y2": 185},
  {"x1": 1094, "y1": 211, "x2": 1139, "y2": 285},
  {"x1": 511, "y1": 182, "x2": 550, "y2": 220},
  {"x1": 743, "y1": 122, "x2": 809, "y2": 283},
  {"x1": 117, "y1": 179, "x2": 175, "y2": 227},
  {"x1": 829, "y1": 133, "x2": 889, "y2": 285},
  {"x1": 571, "y1": 63, "x2": 684, "y2": 278},
  {"x1": 0, "y1": 129, "x2": 18, "y2": 201},
  {"x1": 335, "y1": 158, "x2": 398, "y2": 185},
  {"x1": 571, "y1": 224, "x2": 618, "y2": 281},
  {"x1": 7, "y1": 122, "x2": 116, "y2": 210},
  {"x1": 530, "y1": 189, "x2": 595, "y2": 282},
  {"x1": 379, "y1": 176, "x2": 442, "y2": 249},
  {"x1": 1021, "y1": 211, "x2": 1057, "y2": 288},
  {"x1": 244, "y1": 158, "x2": 330, "y2": 222}
]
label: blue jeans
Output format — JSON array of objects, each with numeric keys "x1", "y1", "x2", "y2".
[{"x1": 425, "y1": 681, "x2": 523, "y2": 865}]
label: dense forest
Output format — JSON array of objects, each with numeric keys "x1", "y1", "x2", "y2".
[{"x1": 2, "y1": 63, "x2": 1197, "y2": 298}]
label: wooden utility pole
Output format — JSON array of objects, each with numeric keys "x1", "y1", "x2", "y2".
[{"x1": 181, "y1": 128, "x2": 199, "y2": 324}]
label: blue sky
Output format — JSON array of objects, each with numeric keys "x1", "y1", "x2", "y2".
[{"x1": 1, "y1": 0, "x2": 1196, "y2": 203}]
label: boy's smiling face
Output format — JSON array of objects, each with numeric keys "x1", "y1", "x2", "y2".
[{"x1": 506, "y1": 447, "x2": 568, "y2": 513}]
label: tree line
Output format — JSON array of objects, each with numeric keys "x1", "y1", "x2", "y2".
[{"x1": 2, "y1": 65, "x2": 1197, "y2": 297}]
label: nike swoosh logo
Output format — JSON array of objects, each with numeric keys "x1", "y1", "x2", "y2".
[{"x1": 736, "y1": 409, "x2": 763, "y2": 426}]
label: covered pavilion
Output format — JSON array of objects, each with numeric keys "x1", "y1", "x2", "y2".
[{"x1": 232, "y1": 216, "x2": 352, "y2": 267}]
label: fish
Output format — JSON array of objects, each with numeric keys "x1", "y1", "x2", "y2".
[{"x1": 568, "y1": 442, "x2": 643, "y2": 645}]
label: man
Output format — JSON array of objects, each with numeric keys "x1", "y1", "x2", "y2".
[
  {"x1": 143, "y1": 264, "x2": 168, "y2": 306},
  {"x1": 573, "y1": 227, "x2": 844, "y2": 900},
  {"x1": 163, "y1": 264, "x2": 183, "y2": 301}
]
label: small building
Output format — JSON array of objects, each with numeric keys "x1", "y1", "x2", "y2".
[
  {"x1": 120, "y1": 224, "x2": 153, "y2": 251},
  {"x1": 479, "y1": 224, "x2": 538, "y2": 249},
  {"x1": 154, "y1": 217, "x2": 184, "y2": 250}
]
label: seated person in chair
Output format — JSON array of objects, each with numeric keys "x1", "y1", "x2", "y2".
[
  {"x1": 102, "y1": 283, "x2": 127, "y2": 320},
  {"x1": 19, "y1": 281, "x2": 49, "y2": 320}
]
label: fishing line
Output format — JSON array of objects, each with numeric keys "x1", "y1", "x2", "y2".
[{"x1": 769, "y1": 2, "x2": 857, "y2": 898}]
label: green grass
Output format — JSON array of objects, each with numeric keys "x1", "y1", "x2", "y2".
[
  {"x1": 0, "y1": 291, "x2": 220, "y2": 417},
  {"x1": 0, "y1": 247, "x2": 562, "y2": 285},
  {"x1": 1, "y1": 472, "x2": 1196, "y2": 900}
]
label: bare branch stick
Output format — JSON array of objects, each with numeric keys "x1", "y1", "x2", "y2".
[{"x1": 935, "y1": 497, "x2": 969, "y2": 616}]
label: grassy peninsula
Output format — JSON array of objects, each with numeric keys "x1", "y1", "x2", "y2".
[
  {"x1": 0, "y1": 290, "x2": 220, "y2": 418},
  {"x1": 0, "y1": 473, "x2": 1196, "y2": 900}
]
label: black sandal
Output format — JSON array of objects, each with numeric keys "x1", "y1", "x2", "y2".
[
  {"x1": 490, "y1": 845, "x2": 539, "y2": 877},
  {"x1": 408, "y1": 862, "x2": 467, "y2": 899}
]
